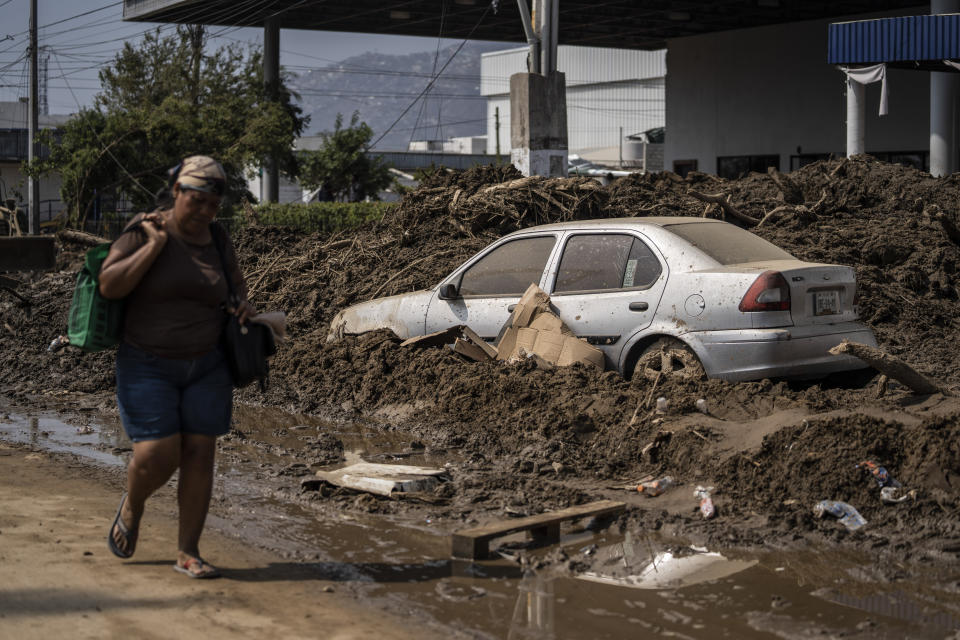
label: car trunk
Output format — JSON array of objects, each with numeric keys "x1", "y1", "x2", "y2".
[
  {"x1": 778, "y1": 262, "x2": 858, "y2": 326},
  {"x1": 727, "y1": 259, "x2": 859, "y2": 327}
]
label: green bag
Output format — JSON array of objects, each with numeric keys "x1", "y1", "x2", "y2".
[
  {"x1": 67, "y1": 242, "x2": 125, "y2": 351},
  {"x1": 66, "y1": 219, "x2": 145, "y2": 352}
]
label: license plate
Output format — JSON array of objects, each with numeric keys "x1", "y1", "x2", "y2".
[{"x1": 814, "y1": 291, "x2": 839, "y2": 316}]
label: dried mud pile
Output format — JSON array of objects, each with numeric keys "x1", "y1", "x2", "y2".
[{"x1": 2, "y1": 156, "x2": 960, "y2": 566}]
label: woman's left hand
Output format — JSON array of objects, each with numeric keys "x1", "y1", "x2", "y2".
[{"x1": 233, "y1": 300, "x2": 256, "y2": 325}]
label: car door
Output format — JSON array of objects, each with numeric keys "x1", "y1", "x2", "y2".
[
  {"x1": 546, "y1": 231, "x2": 669, "y2": 367},
  {"x1": 424, "y1": 234, "x2": 559, "y2": 340}
]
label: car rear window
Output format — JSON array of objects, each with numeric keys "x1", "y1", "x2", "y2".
[{"x1": 664, "y1": 222, "x2": 795, "y2": 265}]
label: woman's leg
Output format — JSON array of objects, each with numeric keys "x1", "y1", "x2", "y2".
[
  {"x1": 174, "y1": 347, "x2": 232, "y2": 576},
  {"x1": 112, "y1": 434, "x2": 181, "y2": 555},
  {"x1": 176, "y1": 432, "x2": 216, "y2": 560}
]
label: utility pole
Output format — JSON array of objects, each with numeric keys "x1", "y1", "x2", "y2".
[
  {"x1": 28, "y1": 0, "x2": 39, "y2": 234},
  {"x1": 619, "y1": 126, "x2": 623, "y2": 168},
  {"x1": 495, "y1": 106, "x2": 501, "y2": 162}
]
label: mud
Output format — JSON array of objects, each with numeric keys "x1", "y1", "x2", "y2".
[{"x1": 2, "y1": 156, "x2": 960, "y2": 597}]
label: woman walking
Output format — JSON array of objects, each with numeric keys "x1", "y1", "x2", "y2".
[{"x1": 98, "y1": 155, "x2": 253, "y2": 578}]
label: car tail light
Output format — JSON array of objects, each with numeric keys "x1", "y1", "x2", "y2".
[{"x1": 739, "y1": 270, "x2": 790, "y2": 312}]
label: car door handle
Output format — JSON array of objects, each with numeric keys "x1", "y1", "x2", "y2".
[
  {"x1": 508, "y1": 304, "x2": 517, "y2": 312},
  {"x1": 629, "y1": 302, "x2": 648, "y2": 312}
]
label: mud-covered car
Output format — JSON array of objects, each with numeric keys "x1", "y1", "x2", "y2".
[{"x1": 328, "y1": 217, "x2": 876, "y2": 381}]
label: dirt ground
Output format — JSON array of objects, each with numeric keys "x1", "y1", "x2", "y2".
[
  {"x1": 1, "y1": 155, "x2": 959, "y2": 591},
  {"x1": 0, "y1": 441, "x2": 451, "y2": 640}
]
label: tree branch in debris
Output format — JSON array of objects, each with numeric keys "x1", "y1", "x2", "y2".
[
  {"x1": 688, "y1": 190, "x2": 760, "y2": 225},
  {"x1": 767, "y1": 167, "x2": 803, "y2": 204},
  {"x1": 57, "y1": 229, "x2": 108, "y2": 247},
  {"x1": 829, "y1": 340, "x2": 952, "y2": 396},
  {"x1": 934, "y1": 212, "x2": 960, "y2": 247}
]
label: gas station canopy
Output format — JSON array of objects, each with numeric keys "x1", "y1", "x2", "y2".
[{"x1": 123, "y1": 0, "x2": 924, "y2": 51}]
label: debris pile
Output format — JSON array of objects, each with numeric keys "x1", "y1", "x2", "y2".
[{"x1": 1, "y1": 156, "x2": 959, "y2": 562}]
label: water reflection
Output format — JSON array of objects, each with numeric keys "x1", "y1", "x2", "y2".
[{"x1": 508, "y1": 572, "x2": 555, "y2": 640}]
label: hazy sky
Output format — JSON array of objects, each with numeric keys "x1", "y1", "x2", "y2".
[{"x1": 0, "y1": 0, "x2": 484, "y2": 115}]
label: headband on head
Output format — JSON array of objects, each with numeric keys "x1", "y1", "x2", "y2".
[{"x1": 170, "y1": 155, "x2": 226, "y2": 196}]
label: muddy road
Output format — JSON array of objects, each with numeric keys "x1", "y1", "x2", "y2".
[{"x1": 2, "y1": 156, "x2": 960, "y2": 636}]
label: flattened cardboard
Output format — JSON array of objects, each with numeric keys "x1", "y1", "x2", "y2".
[
  {"x1": 513, "y1": 283, "x2": 551, "y2": 328},
  {"x1": 460, "y1": 325, "x2": 498, "y2": 359},
  {"x1": 557, "y1": 335, "x2": 605, "y2": 369},
  {"x1": 454, "y1": 337, "x2": 491, "y2": 362},
  {"x1": 516, "y1": 328, "x2": 539, "y2": 354},
  {"x1": 533, "y1": 330, "x2": 565, "y2": 364},
  {"x1": 401, "y1": 326, "x2": 460, "y2": 348},
  {"x1": 496, "y1": 326, "x2": 519, "y2": 361}
]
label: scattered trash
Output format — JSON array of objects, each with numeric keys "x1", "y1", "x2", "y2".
[
  {"x1": 813, "y1": 500, "x2": 867, "y2": 531},
  {"x1": 313, "y1": 462, "x2": 448, "y2": 497},
  {"x1": 637, "y1": 475, "x2": 674, "y2": 497},
  {"x1": 855, "y1": 460, "x2": 902, "y2": 488},
  {"x1": 655, "y1": 397, "x2": 668, "y2": 413},
  {"x1": 694, "y1": 485, "x2": 715, "y2": 519},
  {"x1": 47, "y1": 335, "x2": 69, "y2": 352},
  {"x1": 857, "y1": 460, "x2": 917, "y2": 504},
  {"x1": 695, "y1": 398, "x2": 708, "y2": 414},
  {"x1": 880, "y1": 486, "x2": 917, "y2": 504}
]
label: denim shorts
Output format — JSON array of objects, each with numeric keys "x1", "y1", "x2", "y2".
[{"x1": 116, "y1": 342, "x2": 233, "y2": 442}]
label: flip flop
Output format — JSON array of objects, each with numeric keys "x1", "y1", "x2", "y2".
[
  {"x1": 107, "y1": 492, "x2": 138, "y2": 559},
  {"x1": 173, "y1": 556, "x2": 221, "y2": 579}
]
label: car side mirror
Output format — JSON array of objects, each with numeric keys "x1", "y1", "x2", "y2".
[{"x1": 439, "y1": 283, "x2": 459, "y2": 300}]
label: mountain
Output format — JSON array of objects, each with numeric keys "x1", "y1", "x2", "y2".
[{"x1": 289, "y1": 42, "x2": 510, "y2": 151}]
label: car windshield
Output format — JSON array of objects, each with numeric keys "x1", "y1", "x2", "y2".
[{"x1": 664, "y1": 222, "x2": 795, "y2": 265}]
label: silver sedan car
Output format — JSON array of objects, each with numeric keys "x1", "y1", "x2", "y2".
[{"x1": 328, "y1": 217, "x2": 876, "y2": 381}]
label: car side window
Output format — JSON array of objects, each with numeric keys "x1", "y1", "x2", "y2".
[
  {"x1": 554, "y1": 234, "x2": 662, "y2": 293},
  {"x1": 458, "y1": 236, "x2": 556, "y2": 296}
]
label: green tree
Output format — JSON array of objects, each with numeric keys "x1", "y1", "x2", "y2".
[
  {"x1": 30, "y1": 25, "x2": 307, "y2": 222},
  {"x1": 298, "y1": 112, "x2": 392, "y2": 202}
]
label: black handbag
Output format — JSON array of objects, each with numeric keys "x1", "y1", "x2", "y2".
[{"x1": 210, "y1": 223, "x2": 276, "y2": 390}]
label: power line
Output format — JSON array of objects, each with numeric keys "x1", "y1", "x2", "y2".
[{"x1": 370, "y1": 0, "x2": 495, "y2": 149}]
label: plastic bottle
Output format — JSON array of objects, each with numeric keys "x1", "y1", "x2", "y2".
[
  {"x1": 694, "y1": 485, "x2": 715, "y2": 519},
  {"x1": 637, "y1": 475, "x2": 674, "y2": 497},
  {"x1": 655, "y1": 397, "x2": 668, "y2": 413},
  {"x1": 813, "y1": 500, "x2": 867, "y2": 531}
]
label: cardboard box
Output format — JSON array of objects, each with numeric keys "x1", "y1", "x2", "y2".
[
  {"x1": 454, "y1": 338, "x2": 492, "y2": 362},
  {"x1": 557, "y1": 335, "x2": 605, "y2": 369},
  {"x1": 532, "y1": 330, "x2": 565, "y2": 364},
  {"x1": 496, "y1": 326, "x2": 519, "y2": 361},
  {"x1": 512, "y1": 283, "x2": 551, "y2": 329},
  {"x1": 516, "y1": 328, "x2": 539, "y2": 354}
]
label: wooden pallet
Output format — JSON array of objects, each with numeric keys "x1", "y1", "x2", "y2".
[{"x1": 451, "y1": 499, "x2": 625, "y2": 560}]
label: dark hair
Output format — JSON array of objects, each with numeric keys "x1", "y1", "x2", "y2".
[
  {"x1": 153, "y1": 161, "x2": 183, "y2": 209},
  {"x1": 154, "y1": 186, "x2": 175, "y2": 209}
]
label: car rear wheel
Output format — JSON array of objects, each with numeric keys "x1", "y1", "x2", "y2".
[{"x1": 635, "y1": 337, "x2": 705, "y2": 382}]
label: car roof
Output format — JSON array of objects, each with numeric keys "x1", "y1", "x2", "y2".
[{"x1": 506, "y1": 216, "x2": 724, "y2": 235}]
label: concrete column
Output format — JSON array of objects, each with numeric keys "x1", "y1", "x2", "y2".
[
  {"x1": 262, "y1": 17, "x2": 280, "y2": 202},
  {"x1": 510, "y1": 72, "x2": 568, "y2": 177},
  {"x1": 28, "y1": 0, "x2": 39, "y2": 234},
  {"x1": 930, "y1": 0, "x2": 960, "y2": 176},
  {"x1": 846, "y1": 77, "x2": 865, "y2": 157}
]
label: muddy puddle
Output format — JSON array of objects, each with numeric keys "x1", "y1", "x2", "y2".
[{"x1": 2, "y1": 401, "x2": 958, "y2": 638}]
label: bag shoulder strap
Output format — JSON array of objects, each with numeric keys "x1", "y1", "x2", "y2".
[{"x1": 208, "y1": 221, "x2": 237, "y2": 304}]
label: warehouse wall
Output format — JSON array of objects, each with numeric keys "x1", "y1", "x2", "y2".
[
  {"x1": 482, "y1": 46, "x2": 665, "y2": 159},
  {"x1": 665, "y1": 15, "x2": 930, "y2": 176}
]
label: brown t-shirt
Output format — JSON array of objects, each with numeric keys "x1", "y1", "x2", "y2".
[{"x1": 111, "y1": 212, "x2": 247, "y2": 359}]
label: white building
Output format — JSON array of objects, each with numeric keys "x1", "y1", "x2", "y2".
[
  {"x1": 665, "y1": 9, "x2": 929, "y2": 178},
  {"x1": 0, "y1": 101, "x2": 70, "y2": 222},
  {"x1": 481, "y1": 46, "x2": 666, "y2": 169}
]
